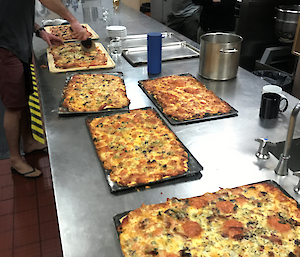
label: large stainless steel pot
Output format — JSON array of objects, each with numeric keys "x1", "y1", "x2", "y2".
[
  {"x1": 275, "y1": 5, "x2": 300, "y2": 43},
  {"x1": 199, "y1": 33, "x2": 243, "y2": 81}
]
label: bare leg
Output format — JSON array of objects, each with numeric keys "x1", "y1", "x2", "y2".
[{"x1": 4, "y1": 106, "x2": 42, "y2": 177}]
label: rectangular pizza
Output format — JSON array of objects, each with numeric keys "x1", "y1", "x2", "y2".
[
  {"x1": 86, "y1": 108, "x2": 192, "y2": 188},
  {"x1": 116, "y1": 181, "x2": 300, "y2": 257},
  {"x1": 59, "y1": 73, "x2": 130, "y2": 113},
  {"x1": 45, "y1": 23, "x2": 99, "y2": 41},
  {"x1": 139, "y1": 74, "x2": 236, "y2": 123},
  {"x1": 47, "y1": 42, "x2": 115, "y2": 73}
]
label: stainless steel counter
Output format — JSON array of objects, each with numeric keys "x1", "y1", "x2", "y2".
[{"x1": 33, "y1": 2, "x2": 300, "y2": 257}]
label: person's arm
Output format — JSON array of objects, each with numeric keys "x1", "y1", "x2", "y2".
[
  {"x1": 34, "y1": 23, "x2": 63, "y2": 46},
  {"x1": 39, "y1": 0, "x2": 88, "y2": 40}
]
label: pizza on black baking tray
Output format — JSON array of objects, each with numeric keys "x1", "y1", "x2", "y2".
[
  {"x1": 140, "y1": 74, "x2": 233, "y2": 121},
  {"x1": 86, "y1": 108, "x2": 189, "y2": 187},
  {"x1": 61, "y1": 73, "x2": 129, "y2": 112},
  {"x1": 117, "y1": 182, "x2": 300, "y2": 257}
]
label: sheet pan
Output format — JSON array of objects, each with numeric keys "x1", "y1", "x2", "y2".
[
  {"x1": 58, "y1": 72, "x2": 129, "y2": 116},
  {"x1": 44, "y1": 23, "x2": 99, "y2": 42},
  {"x1": 122, "y1": 42, "x2": 199, "y2": 66},
  {"x1": 47, "y1": 42, "x2": 115, "y2": 73},
  {"x1": 85, "y1": 107, "x2": 203, "y2": 194},
  {"x1": 120, "y1": 32, "x2": 182, "y2": 49},
  {"x1": 138, "y1": 73, "x2": 238, "y2": 126},
  {"x1": 113, "y1": 179, "x2": 300, "y2": 256}
]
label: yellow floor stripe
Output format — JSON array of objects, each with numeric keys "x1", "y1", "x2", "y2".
[
  {"x1": 29, "y1": 63, "x2": 45, "y2": 144},
  {"x1": 28, "y1": 101, "x2": 41, "y2": 110},
  {"x1": 32, "y1": 92, "x2": 39, "y2": 97},
  {"x1": 31, "y1": 116, "x2": 43, "y2": 126},
  {"x1": 29, "y1": 109, "x2": 42, "y2": 118},
  {"x1": 31, "y1": 124, "x2": 44, "y2": 134},
  {"x1": 33, "y1": 134, "x2": 45, "y2": 144}
]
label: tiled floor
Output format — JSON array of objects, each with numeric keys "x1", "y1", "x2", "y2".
[{"x1": 0, "y1": 153, "x2": 63, "y2": 257}]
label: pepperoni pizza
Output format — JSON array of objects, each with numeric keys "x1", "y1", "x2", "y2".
[
  {"x1": 139, "y1": 74, "x2": 233, "y2": 121},
  {"x1": 117, "y1": 182, "x2": 300, "y2": 256}
]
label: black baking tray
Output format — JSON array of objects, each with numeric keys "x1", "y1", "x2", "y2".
[
  {"x1": 113, "y1": 179, "x2": 300, "y2": 251},
  {"x1": 85, "y1": 107, "x2": 203, "y2": 194},
  {"x1": 138, "y1": 73, "x2": 238, "y2": 126},
  {"x1": 58, "y1": 71, "x2": 130, "y2": 116}
]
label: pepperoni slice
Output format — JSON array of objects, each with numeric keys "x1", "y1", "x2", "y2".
[
  {"x1": 182, "y1": 220, "x2": 202, "y2": 238},
  {"x1": 235, "y1": 195, "x2": 248, "y2": 206},
  {"x1": 216, "y1": 200, "x2": 235, "y2": 213},
  {"x1": 267, "y1": 217, "x2": 291, "y2": 233},
  {"x1": 222, "y1": 219, "x2": 244, "y2": 239},
  {"x1": 189, "y1": 197, "x2": 208, "y2": 209}
]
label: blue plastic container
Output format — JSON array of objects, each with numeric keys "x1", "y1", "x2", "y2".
[{"x1": 147, "y1": 32, "x2": 162, "y2": 74}]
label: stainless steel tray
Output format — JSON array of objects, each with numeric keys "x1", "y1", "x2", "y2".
[
  {"x1": 122, "y1": 41, "x2": 199, "y2": 66},
  {"x1": 120, "y1": 32, "x2": 182, "y2": 49}
]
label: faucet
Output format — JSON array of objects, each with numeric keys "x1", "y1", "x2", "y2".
[
  {"x1": 255, "y1": 138, "x2": 276, "y2": 159},
  {"x1": 274, "y1": 100, "x2": 300, "y2": 176}
]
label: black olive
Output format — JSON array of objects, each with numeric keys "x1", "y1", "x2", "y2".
[
  {"x1": 179, "y1": 248, "x2": 191, "y2": 257},
  {"x1": 164, "y1": 209, "x2": 175, "y2": 215},
  {"x1": 145, "y1": 249, "x2": 158, "y2": 255}
]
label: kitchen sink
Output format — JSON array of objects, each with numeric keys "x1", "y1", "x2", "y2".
[{"x1": 270, "y1": 138, "x2": 300, "y2": 172}]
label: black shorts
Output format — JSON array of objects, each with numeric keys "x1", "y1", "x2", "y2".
[{"x1": 0, "y1": 48, "x2": 33, "y2": 109}]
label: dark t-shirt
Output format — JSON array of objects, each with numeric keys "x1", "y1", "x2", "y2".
[
  {"x1": 0, "y1": 0, "x2": 35, "y2": 64},
  {"x1": 192, "y1": 0, "x2": 236, "y2": 33}
]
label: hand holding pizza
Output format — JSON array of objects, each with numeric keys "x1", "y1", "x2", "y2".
[
  {"x1": 39, "y1": 0, "x2": 88, "y2": 41},
  {"x1": 40, "y1": 31, "x2": 64, "y2": 47}
]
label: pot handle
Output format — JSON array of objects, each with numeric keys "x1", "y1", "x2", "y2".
[{"x1": 220, "y1": 48, "x2": 239, "y2": 54}]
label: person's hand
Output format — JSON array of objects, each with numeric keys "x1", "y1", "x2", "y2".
[
  {"x1": 40, "y1": 31, "x2": 64, "y2": 46},
  {"x1": 69, "y1": 21, "x2": 89, "y2": 41}
]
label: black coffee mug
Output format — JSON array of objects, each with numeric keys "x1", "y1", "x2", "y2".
[{"x1": 259, "y1": 93, "x2": 288, "y2": 119}]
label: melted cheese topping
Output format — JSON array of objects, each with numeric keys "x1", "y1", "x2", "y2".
[
  {"x1": 50, "y1": 24, "x2": 92, "y2": 41},
  {"x1": 87, "y1": 109, "x2": 189, "y2": 187},
  {"x1": 61, "y1": 74, "x2": 130, "y2": 112},
  {"x1": 118, "y1": 183, "x2": 300, "y2": 257},
  {"x1": 50, "y1": 42, "x2": 107, "y2": 69},
  {"x1": 141, "y1": 75, "x2": 232, "y2": 121}
]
